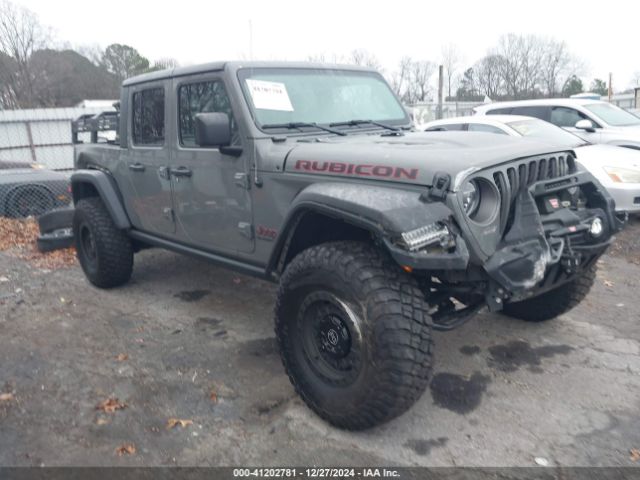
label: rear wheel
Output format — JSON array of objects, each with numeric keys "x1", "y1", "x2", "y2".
[
  {"x1": 73, "y1": 197, "x2": 133, "y2": 288},
  {"x1": 502, "y1": 265, "x2": 597, "y2": 322},
  {"x1": 275, "y1": 241, "x2": 433, "y2": 430}
]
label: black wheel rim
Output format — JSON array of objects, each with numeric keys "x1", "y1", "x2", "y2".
[
  {"x1": 297, "y1": 291, "x2": 363, "y2": 387},
  {"x1": 79, "y1": 224, "x2": 98, "y2": 267}
]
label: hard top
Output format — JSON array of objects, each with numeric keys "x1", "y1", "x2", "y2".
[{"x1": 122, "y1": 61, "x2": 379, "y2": 87}]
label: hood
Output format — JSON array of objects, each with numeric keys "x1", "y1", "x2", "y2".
[
  {"x1": 283, "y1": 131, "x2": 571, "y2": 190},
  {"x1": 574, "y1": 143, "x2": 640, "y2": 169}
]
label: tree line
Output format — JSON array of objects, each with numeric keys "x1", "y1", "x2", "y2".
[{"x1": 0, "y1": 0, "x2": 178, "y2": 109}]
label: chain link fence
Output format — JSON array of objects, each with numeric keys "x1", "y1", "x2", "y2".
[{"x1": 0, "y1": 106, "x2": 115, "y2": 219}]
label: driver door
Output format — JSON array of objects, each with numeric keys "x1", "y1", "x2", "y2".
[
  {"x1": 169, "y1": 74, "x2": 254, "y2": 254},
  {"x1": 550, "y1": 106, "x2": 602, "y2": 143}
]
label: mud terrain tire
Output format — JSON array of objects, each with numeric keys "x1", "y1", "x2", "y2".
[
  {"x1": 275, "y1": 241, "x2": 433, "y2": 430},
  {"x1": 73, "y1": 197, "x2": 133, "y2": 288},
  {"x1": 502, "y1": 265, "x2": 597, "y2": 322}
]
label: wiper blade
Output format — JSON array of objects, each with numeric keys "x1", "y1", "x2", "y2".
[
  {"x1": 261, "y1": 122, "x2": 346, "y2": 136},
  {"x1": 329, "y1": 119, "x2": 401, "y2": 132}
]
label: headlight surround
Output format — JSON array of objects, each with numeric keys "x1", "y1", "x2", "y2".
[
  {"x1": 604, "y1": 166, "x2": 640, "y2": 184},
  {"x1": 461, "y1": 180, "x2": 480, "y2": 216},
  {"x1": 459, "y1": 177, "x2": 500, "y2": 224}
]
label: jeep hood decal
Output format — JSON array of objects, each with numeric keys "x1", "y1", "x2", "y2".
[{"x1": 283, "y1": 131, "x2": 570, "y2": 190}]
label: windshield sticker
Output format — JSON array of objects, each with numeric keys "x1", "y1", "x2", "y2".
[{"x1": 246, "y1": 79, "x2": 294, "y2": 111}]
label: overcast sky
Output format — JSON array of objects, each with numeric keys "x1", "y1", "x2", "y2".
[{"x1": 14, "y1": 0, "x2": 640, "y2": 90}]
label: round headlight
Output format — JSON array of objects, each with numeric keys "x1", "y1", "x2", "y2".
[{"x1": 461, "y1": 180, "x2": 480, "y2": 216}]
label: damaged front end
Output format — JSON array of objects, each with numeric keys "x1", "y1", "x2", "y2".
[
  {"x1": 460, "y1": 152, "x2": 624, "y2": 312},
  {"x1": 386, "y1": 151, "x2": 624, "y2": 331}
]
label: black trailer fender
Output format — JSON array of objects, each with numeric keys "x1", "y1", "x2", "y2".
[
  {"x1": 70, "y1": 170, "x2": 131, "y2": 229},
  {"x1": 268, "y1": 182, "x2": 468, "y2": 274}
]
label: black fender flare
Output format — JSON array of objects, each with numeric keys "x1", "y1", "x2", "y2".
[
  {"x1": 71, "y1": 169, "x2": 131, "y2": 229},
  {"x1": 267, "y1": 182, "x2": 461, "y2": 274}
]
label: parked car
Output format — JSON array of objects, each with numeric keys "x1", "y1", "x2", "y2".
[
  {"x1": 70, "y1": 61, "x2": 622, "y2": 430},
  {"x1": 420, "y1": 115, "x2": 640, "y2": 213},
  {"x1": 0, "y1": 160, "x2": 71, "y2": 218},
  {"x1": 473, "y1": 99, "x2": 640, "y2": 149}
]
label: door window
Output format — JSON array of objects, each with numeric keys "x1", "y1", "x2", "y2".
[
  {"x1": 550, "y1": 107, "x2": 589, "y2": 128},
  {"x1": 468, "y1": 123, "x2": 507, "y2": 134},
  {"x1": 132, "y1": 87, "x2": 165, "y2": 146},
  {"x1": 426, "y1": 123, "x2": 465, "y2": 131},
  {"x1": 178, "y1": 80, "x2": 239, "y2": 147},
  {"x1": 510, "y1": 106, "x2": 550, "y2": 121}
]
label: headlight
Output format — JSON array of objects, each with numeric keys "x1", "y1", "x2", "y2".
[
  {"x1": 461, "y1": 180, "x2": 480, "y2": 216},
  {"x1": 604, "y1": 166, "x2": 640, "y2": 183}
]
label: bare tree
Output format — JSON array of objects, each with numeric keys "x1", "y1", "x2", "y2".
[
  {"x1": 441, "y1": 43, "x2": 461, "y2": 99},
  {"x1": 0, "y1": 0, "x2": 51, "y2": 108},
  {"x1": 388, "y1": 56, "x2": 412, "y2": 98},
  {"x1": 405, "y1": 60, "x2": 436, "y2": 103},
  {"x1": 539, "y1": 39, "x2": 570, "y2": 97},
  {"x1": 152, "y1": 57, "x2": 180, "y2": 71},
  {"x1": 474, "y1": 54, "x2": 505, "y2": 99},
  {"x1": 349, "y1": 49, "x2": 381, "y2": 70},
  {"x1": 492, "y1": 34, "x2": 545, "y2": 99}
]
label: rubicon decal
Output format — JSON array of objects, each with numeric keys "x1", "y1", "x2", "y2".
[{"x1": 294, "y1": 160, "x2": 418, "y2": 180}]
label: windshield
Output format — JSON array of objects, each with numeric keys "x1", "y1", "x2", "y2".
[
  {"x1": 238, "y1": 68, "x2": 409, "y2": 129},
  {"x1": 584, "y1": 103, "x2": 640, "y2": 127},
  {"x1": 507, "y1": 118, "x2": 586, "y2": 148}
]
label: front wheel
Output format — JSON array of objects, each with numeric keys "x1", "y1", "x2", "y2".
[
  {"x1": 275, "y1": 241, "x2": 433, "y2": 430},
  {"x1": 502, "y1": 264, "x2": 597, "y2": 322}
]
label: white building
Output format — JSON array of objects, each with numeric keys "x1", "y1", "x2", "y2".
[{"x1": 0, "y1": 102, "x2": 116, "y2": 170}]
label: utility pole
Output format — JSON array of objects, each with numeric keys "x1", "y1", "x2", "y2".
[
  {"x1": 437, "y1": 65, "x2": 444, "y2": 120},
  {"x1": 608, "y1": 72, "x2": 613, "y2": 102},
  {"x1": 249, "y1": 20, "x2": 253, "y2": 60}
]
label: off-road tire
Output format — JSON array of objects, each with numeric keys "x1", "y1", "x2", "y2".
[
  {"x1": 275, "y1": 241, "x2": 433, "y2": 430},
  {"x1": 502, "y1": 264, "x2": 597, "y2": 322},
  {"x1": 73, "y1": 197, "x2": 133, "y2": 288}
]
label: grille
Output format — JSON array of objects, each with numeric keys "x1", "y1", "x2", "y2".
[{"x1": 493, "y1": 154, "x2": 576, "y2": 233}]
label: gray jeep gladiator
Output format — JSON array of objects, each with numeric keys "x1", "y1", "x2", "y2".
[{"x1": 71, "y1": 61, "x2": 623, "y2": 430}]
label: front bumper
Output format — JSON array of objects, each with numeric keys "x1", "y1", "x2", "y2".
[{"x1": 606, "y1": 182, "x2": 640, "y2": 213}]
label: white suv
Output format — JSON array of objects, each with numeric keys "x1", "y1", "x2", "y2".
[{"x1": 474, "y1": 99, "x2": 640, "y2": 149}]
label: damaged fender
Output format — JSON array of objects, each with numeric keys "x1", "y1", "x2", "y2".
[{"x1": 268, "y1": 182, "x2": 469, "y2": 273}]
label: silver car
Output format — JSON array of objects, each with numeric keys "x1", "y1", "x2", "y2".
[
  {"x1": 420, "y1": 115, "x2": 640, "y2": 213},
  {"x1": 473, "y1": 99, "x2": 640, "y2": 150}
]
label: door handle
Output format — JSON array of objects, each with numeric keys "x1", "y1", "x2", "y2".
[
  {"x1": 128, "y1": 163, "x2": 145, "y2": 172},
  {"x1": 170, "y1": 166, "x2": 193, "y2": 178}
]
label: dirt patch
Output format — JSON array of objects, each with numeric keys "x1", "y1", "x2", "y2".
[
  {"x1": 609, "y1": 215, "x2": 640, "y2": 265},
  {"x1": 0, "y1": 217, "x2": 76, "y2": 269}
]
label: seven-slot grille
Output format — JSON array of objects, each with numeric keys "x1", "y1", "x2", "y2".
[{"x1": 493, "y1": 154, "x2": 577, "y2": 233}]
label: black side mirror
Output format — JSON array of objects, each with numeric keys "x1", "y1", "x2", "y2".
[{"x1": 195, "y1": 112, "x2": 231, "y2": 147}]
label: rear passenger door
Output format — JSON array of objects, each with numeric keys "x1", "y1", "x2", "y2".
[
  {"x1": 170, "y1": 74, "x2": 254, "y2": 254},
  {"x1": 122, "y1": 82, "x2": 176, "y2": 235}
]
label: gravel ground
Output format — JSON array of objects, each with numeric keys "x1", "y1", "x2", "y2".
[{"x1": 0, "y1": 219, "x2": 639, "y2": 467}]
